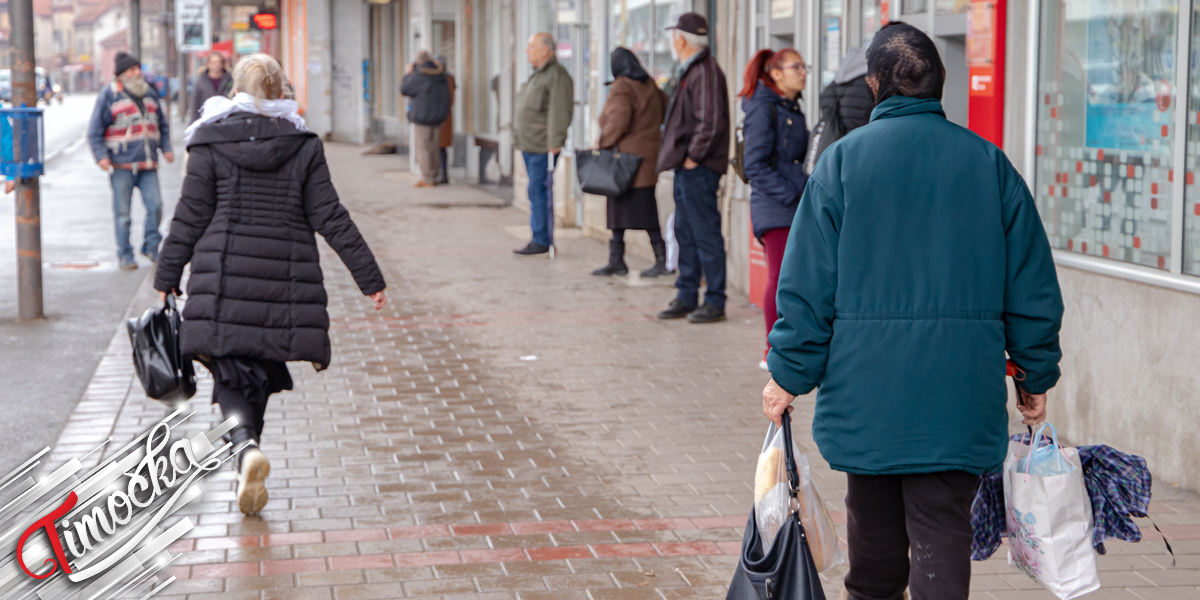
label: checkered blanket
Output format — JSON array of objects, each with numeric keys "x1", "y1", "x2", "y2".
[{"x1": 971, "y1": 435, "x2": 1152, "y2": 560}]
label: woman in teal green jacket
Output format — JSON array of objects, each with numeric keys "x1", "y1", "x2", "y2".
[{"x1": 761, "y1": 24, "x2": 1063, "y2": 600}]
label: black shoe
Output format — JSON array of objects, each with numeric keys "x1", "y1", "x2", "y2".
[
  {"x1": 514, "y1": 242, "x2": 550, "y2": 255},
  {"x1": 592, "y1": 240, "x2": 628, "y2": 276},
  {"x1": 687, "y1": 304, "x2": 726, "y2": 324},
  {"x1": 657, "y1": 299, "x2": 696, "y2": 319}
]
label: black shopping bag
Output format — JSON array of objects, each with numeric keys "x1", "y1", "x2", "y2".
[
  {"x1": 574, "y1": 148, "x2": 642, "y2": 197},
  {"x1": 726, "y1": 412, "x2": 826, "y2": 600},
  {"x1": 126, "y1": 295, "x2": 196, "y2": 401}
]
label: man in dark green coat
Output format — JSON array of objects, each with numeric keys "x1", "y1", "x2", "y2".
[{"x1": 761, "y1": 24, "x2": 1063, "y2": 599}]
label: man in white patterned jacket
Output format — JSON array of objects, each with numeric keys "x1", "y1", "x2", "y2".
[{"x1": 87, "y1": 51, "x2": 175, "y2": 270}]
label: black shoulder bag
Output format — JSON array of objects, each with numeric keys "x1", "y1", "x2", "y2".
[{"x1": 725, "y1": 411, "x2": 826, "y2": 600}]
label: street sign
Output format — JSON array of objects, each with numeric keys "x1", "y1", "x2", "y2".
[{"x1": 175, "y1": 0, "x2": 212, "y2": 52}]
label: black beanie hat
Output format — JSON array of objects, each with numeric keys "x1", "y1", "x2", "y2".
[{"x1": 115, "y1": 52, "x2": 140, "y2": 76}]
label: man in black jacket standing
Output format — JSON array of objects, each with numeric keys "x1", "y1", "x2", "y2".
[
  {"x1": 656, "y1": 13, "x2": 730, "y2": 324},
  {"x1": 402, "y1": 50, "x2": 451, "y2": 188}
]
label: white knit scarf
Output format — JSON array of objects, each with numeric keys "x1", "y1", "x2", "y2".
[{"x1": 184, "y1": 92, "x2": 309, "y2": 145}]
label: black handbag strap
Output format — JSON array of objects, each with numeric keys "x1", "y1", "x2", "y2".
[{"x1": 781, "y1": 411, "x2": 800, "y2": 506}]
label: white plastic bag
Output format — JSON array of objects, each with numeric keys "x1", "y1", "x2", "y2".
[
  {"x1": 752, "y1": 423, "x2": 843, "y2": 572},
  {"x1": 1004, "y1": 423, "x2": 1100, "y2": 599}
]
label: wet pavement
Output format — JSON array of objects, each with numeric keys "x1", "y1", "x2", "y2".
[
  {"x1": 0, "y1": 94, "x2": 183, "y2": 475},
  {"x1": 29, "y1": 143, "x2": 1200, "y2": 599}
]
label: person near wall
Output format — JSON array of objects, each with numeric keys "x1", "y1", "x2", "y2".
[
  {"x1": 190, "y1": 51, "x2": 234, "y2": 124},
  {"x1": 803, "y1": 45, "x2": 873, "y2": 174},
  {"x1": 592, "y1": 47, "x2": 671, "y2": 278},
  {"x1": 761, "y1": 24, "x2": 1064, "y2": 600},
  {"x1": 402, "y1": 50, "x2": 452, "y2": 188},
  {"x1": 655, "y1": 12, "x2": 730, "y2": 323},
  {"x1": 87, "y1": 51, "x2": 174, "y2": 271},
  {"x1": 156, "y1": 54, "x2": 387, "y2": 516},
  {"x1": 438, "y1": 57, "x2": 456, "y2": 185},
  {"x1": 513, "y1": 32, "x2": 575, "y2": 256},
  {"x1": 738, "y1": 47, "x2": 810, "y2": 370}
]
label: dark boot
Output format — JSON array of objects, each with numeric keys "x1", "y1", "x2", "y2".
[
  {"x1": 640, "y1": 240, "x2": 673, "y2": 277},
  {"x1": 592, "y1": 240, "x2": 628, "y2": 276}
]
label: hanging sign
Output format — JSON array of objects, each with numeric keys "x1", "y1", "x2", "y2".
[{"x1": 175, "y1": 0, "x2": 212, "y2": 52}]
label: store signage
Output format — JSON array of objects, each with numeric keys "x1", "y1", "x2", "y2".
[
  {"x1": 251, "y1": 12, "x2": 278, "y2": 30},
  {"x1": 966, "y1": 0, "x2": 1005, "y2": 147},
  {"x1": 174, "y1": 0, "x2": 212, "y2": 52}
]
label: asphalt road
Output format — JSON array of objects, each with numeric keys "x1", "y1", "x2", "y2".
[{"x1": 0, "y1": 93, "x2": 184, "y2": 476}]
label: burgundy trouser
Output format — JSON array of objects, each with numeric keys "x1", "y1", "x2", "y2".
[{"x1": 761, "y1": 227, "x2": 790, "y2": 348}]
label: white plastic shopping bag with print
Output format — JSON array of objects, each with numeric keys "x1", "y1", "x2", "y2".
[{"x1": 1003, "y1": 423, "x2": 1100, "y2": 599}]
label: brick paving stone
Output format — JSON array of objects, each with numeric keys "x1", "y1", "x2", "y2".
[{"x1": 39, "y1": 143, "x2": 1200, "y2": 599}]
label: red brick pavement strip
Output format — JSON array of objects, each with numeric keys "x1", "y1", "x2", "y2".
[{"x1": 170, "y1": 536, "x2": 743, "y2": 580}]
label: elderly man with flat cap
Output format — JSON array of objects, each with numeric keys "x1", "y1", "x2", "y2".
[
  {"x1": 88, "y1": 51, "x2": 174, "y2": 270},
  {"x1": 656, "y1": 12, "x2": 730, "y2": 324},
  {"x1": 762, "y1": 22, "x2": 1063, "y2": 600}
]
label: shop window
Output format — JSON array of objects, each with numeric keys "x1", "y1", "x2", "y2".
[
  {"x1": 819, "y1": 0, "x2": 843, "y2": 89},
  {"x1": 610, "y1": 0, "x2": 692, "y2": 86},
  {"x1": 902, "y1": 0, "x2": 928, "y2": 14},
  {"x1": 1035, "y1": 0, "x2": 1178, "y2": 270},
  {"x1": 1185, "y1": 4, "x2": 1200, "y2": 275},
  {"x1": 937, "y1": 0, "x2": 968, "y2": 15}
]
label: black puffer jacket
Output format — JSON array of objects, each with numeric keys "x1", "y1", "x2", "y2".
[
  {"x1": 401, "y1": 61, "x2": 451, "y2": 126},
  {"x1": 154, "y1": 112, "x2": 386, "y2": 370}
]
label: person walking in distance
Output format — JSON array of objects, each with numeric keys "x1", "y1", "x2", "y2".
[
  {"x1": 402, "y1": 50, "x2": 452, "y2": 188},
  {"x1": 591, "y1": 47, "x2": 671, "y2": 278},
  {"x1": 655, "y1": 13, "x2": 730, "y2": 323},
  {"x1": 512, "y1": 32, "x2": 574, "y2": 256},
  {"x1": 87, "y1": 51, "x2": 174, "y2": 270},
  {"x1": 155, "y1": 54, "x2": 387, "y2": 516},
  {"x1": 738, "y1": 47, "x2": 811, "y2": 370},
  {"x1": 190, "y1": 51, "x2": 234, "y2": 124},
  {"x1": 761, "y1": 24, "x2": 1063, "y2": 599}
]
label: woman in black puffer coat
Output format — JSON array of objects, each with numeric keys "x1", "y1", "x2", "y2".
[{"x1": 154, "y1": 54, "x2": 386, "y2": 516}]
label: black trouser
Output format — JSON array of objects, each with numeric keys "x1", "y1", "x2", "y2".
[
  {"x1": 843, "y1": 471, "x2": 980, "y2": 600},
  {"x1": 611, "y1": 228, "x2": 664, "y2": 244},
  {"x1": 213, "y1": 381, "x2": 270, "y2": 442}
]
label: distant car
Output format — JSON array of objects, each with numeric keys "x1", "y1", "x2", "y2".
[
  {"x1": 0, "y1": 70, "x2": 11, "y2": 103},
  {"x1": 0, "y1": 68, "x2": 62, "y2": 105}
]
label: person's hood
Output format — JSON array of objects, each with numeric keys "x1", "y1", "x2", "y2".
[
  {"x1": 608, "y1": 47, "x2": 649, "y2": 84},
  {"x1": 742, "y1": 81, "x2": 799, "y2": 111},
  {"x1": 417, "y1": 61, "x2": 444, "y2": 76},
  {"x1": 834, "y1": 46, "x2": 868, "y2": 84},
  {"x1": 188, "y1": 112, "x2": 315, "y2": 171}
]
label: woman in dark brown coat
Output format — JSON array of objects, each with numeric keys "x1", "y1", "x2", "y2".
[{"x1": 592, "y1": 48, "x2": 671, "y2": 277}]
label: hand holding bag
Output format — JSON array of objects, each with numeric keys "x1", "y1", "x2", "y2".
[
  {"x1": 126, "y1": 294, "x2": 197, "y2": 401},
  {"x1": 726, "y1": 412, "x2": 827, "y2": 600},
  {"x1": 1004, "y1": 423, "x2": 1100, "y2": 599},
  {"x1": 574, "y1": 148, "x2": 642, "y2": 197}
]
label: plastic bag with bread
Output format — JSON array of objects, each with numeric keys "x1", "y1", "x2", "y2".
[{"x1": 753, "y1": 424, "x2": 843, "y2": 572}]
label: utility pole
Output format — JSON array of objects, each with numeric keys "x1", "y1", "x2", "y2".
[
  {"x1": 130, "y1": 0, "x2": 142, "y2": 57},
  {"x1": 8, "y1": 0, "x2": 43, "y2": 320}
]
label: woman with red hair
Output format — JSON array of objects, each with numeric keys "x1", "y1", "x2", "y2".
[{"x1": 739, "y1": 48, "x2": 811, "y2": 370}]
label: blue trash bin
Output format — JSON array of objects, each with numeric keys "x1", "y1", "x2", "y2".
[{"x1": 0, "y1": 105, "x2": 45, "y2": 179}]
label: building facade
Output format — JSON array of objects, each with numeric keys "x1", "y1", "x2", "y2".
[{"x1": 278, "y1": 0, "x2": 1200, "y2": 493}]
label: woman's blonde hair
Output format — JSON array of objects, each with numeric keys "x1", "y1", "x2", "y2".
[{"x1": 232, "y1": 53, "x2": 285, "y2": 101}]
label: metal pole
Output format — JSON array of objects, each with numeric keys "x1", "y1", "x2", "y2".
[
  {"x1": 8, "y1": 0, "x2": 44, "y2": 320},
  {"x1": 131, "y1": 0, "x2": 142, "y2": 58}
]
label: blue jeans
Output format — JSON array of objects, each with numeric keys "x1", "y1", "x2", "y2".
[
  {"x1": 522, "y1": 152, "x2": 558, "y2": 246},
  {"x1": 111, "y1": 169, "x2": 163, "y2": 261},
  {"x1": 673, "y1": 166, "x2": 726, "y2": 308}
]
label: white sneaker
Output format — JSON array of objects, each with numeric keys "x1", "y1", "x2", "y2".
[{"x1": 237, "y1": 445, "x2": 270, "y2": 516}]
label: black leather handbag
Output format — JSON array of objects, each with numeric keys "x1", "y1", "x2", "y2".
[
  {"x1": 726, "y1": 412, "x2": 826, "y2": 600},
  {"x1": 574, "y1": 148, "x2": 642, "y2": 197},
  {"x1": 127, "y1": 295, "x2": 196, "y2": 401}
]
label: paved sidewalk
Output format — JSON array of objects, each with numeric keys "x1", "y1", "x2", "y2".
[{"x1": 45, "y1": 144, "x2": 1200, "y2": 599}]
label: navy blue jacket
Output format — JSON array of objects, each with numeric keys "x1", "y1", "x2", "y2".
[
  {"x1": 767, "y1": 96, "x2": 1063, "y2": 476},
  {"x1": 742, "y1": 83, "x2": 809, "y2": 239}
]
